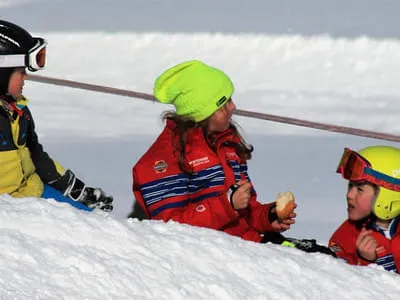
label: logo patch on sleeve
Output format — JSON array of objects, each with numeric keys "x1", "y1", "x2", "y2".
[{"x1": 153, "y1": 160, "x2": 168, "y2": 173}]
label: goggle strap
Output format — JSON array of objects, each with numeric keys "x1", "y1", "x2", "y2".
[
  {"x1": 0, "y1": 54, "x2": 25, "y2": 68},
  {"x1": 365, "y1": 167, "x2": 400, "y2": 192}
]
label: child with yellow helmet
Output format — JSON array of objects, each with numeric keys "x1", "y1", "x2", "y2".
[{"x1": 330, "y1": 145, "x2": 400, "y2": 273}]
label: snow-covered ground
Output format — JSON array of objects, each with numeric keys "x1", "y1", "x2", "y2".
[{"x1": 1, "y1": 0, "x2": 400, "y2": 299}]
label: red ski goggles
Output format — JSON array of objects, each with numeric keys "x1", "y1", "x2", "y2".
[
  {"x1": 0, "y1": 37, "x2": 47, "y2": 72},
  {"x1": 336, "y1": 147, "x2": 400, "y2": 192}
]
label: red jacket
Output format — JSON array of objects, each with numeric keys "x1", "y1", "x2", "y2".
[
  {"x1": 132, "y1": 120, "x2": 275, "y2": 242},
  {"x1": 329, "y1": 216, "x2": 400, "y2": 273}
]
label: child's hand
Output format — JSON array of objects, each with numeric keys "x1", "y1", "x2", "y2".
[
  {"x1": 270, "y1": 204, "x2": 297, "y2": 232},
  {"x1": 356, "y1": 228, "x2": 378, "y2": 262},
  {"x1": 230, "y1": 180, "x2": 252, "y2": 210}
]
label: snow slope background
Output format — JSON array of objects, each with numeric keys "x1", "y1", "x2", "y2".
[{"x1": 1, "y1": 0, "x2": 400, "y2": 298}]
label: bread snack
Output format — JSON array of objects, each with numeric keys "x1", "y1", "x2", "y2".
[{"x1": 275, "y1": 191, "x2": 295, "y2": 220}]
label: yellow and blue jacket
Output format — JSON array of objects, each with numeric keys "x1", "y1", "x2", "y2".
[{"x1": 0, "y1": 95, "x2": 65, "y2": 197}]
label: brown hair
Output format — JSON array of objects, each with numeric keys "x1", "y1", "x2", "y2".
[{"x1": 163, "y1": 111, "x2": 253, "y2": 175}]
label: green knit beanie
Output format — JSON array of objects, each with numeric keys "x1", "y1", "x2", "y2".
[{"x1": 153, "y1": 60, "x2": 234, "y2": 122}]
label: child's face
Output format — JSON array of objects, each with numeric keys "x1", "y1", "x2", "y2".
[
  {"x1": 208, "y1": 99, "x2": 236, "y2": 133},
  {"x1": 346, "y1": 181, "x2": 377, "y2": 221},
  {"x1": 8, "y1": 68, "x2": 27, "y2": 98}
]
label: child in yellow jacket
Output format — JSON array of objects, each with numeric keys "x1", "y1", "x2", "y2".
[{"x1": 0, "y1": 20, "x2": 113, "y2": 212}]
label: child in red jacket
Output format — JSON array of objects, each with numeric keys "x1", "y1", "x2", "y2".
[
  {"x1": 132, "y1": 60, "x2": 336, "y2": 255},
  {"x1": 132, "y1": 60, "x2": 296, "y2": 243},
  {"x1": 329, "y1": 146, "x2": 400, "y2": 273}
]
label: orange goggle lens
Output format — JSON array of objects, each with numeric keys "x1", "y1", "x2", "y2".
[
  {"x1": 336, "y1": 148, "x2": 369, "y2": 181},
  {"x1": 35, "y1": 47, "x2": 46, "y2": 68}
]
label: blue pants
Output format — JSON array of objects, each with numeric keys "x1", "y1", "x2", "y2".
[{"x1": 41, "y1": 185, "x2": 92, "y2": 211}]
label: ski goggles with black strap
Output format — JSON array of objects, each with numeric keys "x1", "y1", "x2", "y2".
[
  {"x1": 336, "y1": 147, "x2": 400, "y2": 192},
  {"x1": 0, "y1": 37, "x2": 47, "y2": 72}
]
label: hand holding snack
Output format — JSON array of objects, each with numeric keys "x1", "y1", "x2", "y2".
[{"x1": 275, "y1": 191, "x2": 296, "y2": 221}]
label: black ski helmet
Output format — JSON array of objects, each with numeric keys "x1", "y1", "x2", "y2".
[{"x1": 0, "y1": 20, "x2": 45, "y2": 95}]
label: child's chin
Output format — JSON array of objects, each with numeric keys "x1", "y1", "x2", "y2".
[
  {"x1": 348, "y1": 210, "x2": 360, "y2": 221},
  {"x1": 348, "y1": 212, "x2": 367, "y2": 221}
]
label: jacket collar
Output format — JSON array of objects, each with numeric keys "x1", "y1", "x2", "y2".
[
  {"x1": 165, "y1": 119, "x2": 235, "y2": 144},
  {"x1": 0, "y1": 94, "x2": 29, "y2": 119},
  {"x1": 357, "y1": 214, "x2": 400, "y2": 239}
]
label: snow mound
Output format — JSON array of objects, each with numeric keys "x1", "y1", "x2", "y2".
[{"x1": 0, "y1": 195, "x2": 398, "y2": 299}]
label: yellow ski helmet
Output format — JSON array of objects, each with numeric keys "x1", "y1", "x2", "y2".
[{"x1": 358, "y1": 146, "x2": 400, "y2": 220}]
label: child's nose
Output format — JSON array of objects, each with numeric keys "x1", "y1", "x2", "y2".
[
  {"x1": 346, "y1": 186, "x2": 357, "y2": 200},
  {"x1": 229, "y1": 100, "x2": 236, "y2": 111}
]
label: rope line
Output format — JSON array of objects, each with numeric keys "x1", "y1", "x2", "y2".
[{"x1": 28, "y1": 74, "x2": 400, "y2": 143}]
